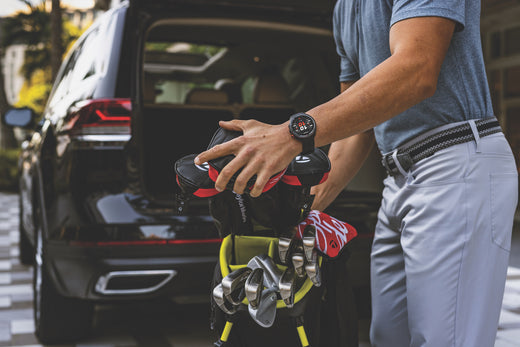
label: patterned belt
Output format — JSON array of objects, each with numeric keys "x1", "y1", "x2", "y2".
[{"x1": 382, "y1": 118, "x2": 503, "y2": 176}]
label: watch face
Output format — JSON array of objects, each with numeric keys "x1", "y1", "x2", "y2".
[{"x1": 291, "y1": 114, "x2": 315, "y2": 138}]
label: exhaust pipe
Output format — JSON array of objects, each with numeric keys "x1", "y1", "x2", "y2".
[{"x1": 95, "y1": 270, "x2": 177, "y2": 295}]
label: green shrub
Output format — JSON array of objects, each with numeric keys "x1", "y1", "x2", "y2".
[{"x1": 0, "y1": 149, "x2": 20, "y2": 192}]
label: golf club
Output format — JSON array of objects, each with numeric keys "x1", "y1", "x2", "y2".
[
  {"x1": 302, "y1": 224, "x2": 316, "y2": 262},
  {"x1": 213, "y1": 283, "x2": 239, "y2": 315},
  {"x1": 245, "y1": 267, "x2": 264, "y2": 309},
  {"x1": 247, "y1": 255, "x2": 281, "y2": 290},
  {"x1": 222, "y1": 267, "x2": 252, "y2": 305},
  {"x1": 305, "y1": 250, "x2": 321, "y2": 287},
  {"x1": 248, "y1": 287, "x2": 278, "y2": 328},
  {"x1": 292, "y1": 252, "x2": 306, "y2": 278},
  {"x1": 255, "y1": 254, "x2": 285, "y2": 289},
  {"x1": 278, "y1": 227, "x2": 297, "y2": 265},
  {"x1": 278, "y1": 267, "x2": 297, "y2": 308}
]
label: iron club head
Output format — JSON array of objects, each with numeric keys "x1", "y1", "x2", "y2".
[
  {"x1": 247, "y1": 255, "x2": 277, "y2": 289},
  {"x1": 222, "y1": 267, "x2": 252, "y2": 305},
  {"x1": 248, "y1": 287, "x2": 278, "y2": 328},
  {"x1": 213, "y1": 283, "x2": 238, "y2": 315},
  {"x1": 304, "y1": 250, "x2": 321, "y2": 287},
  {"x1": 245, "y1": 268, "x2": 264, "y2": 309},
  {"x1": 255, "y1": 254, "x2": 284, "y2": 290},
  {"x1": 248, "y1": 254, "x2": 284, "y2": 290},
  {"x1": 278, "y1": 227, "x2": 297, "y2": 264},
  {"x1": 278, "y1": 267, "x2": 296, "y2": 308},
  {"x1": 292, "y1": 252, "x2": 306, "y2": 278},
  {"x1": 302, "y1": 224, "x2": 316, "y2": 262}
]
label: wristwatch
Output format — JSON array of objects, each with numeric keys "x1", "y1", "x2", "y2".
[{"x1": 289, "y1": 113, "x2": 316, "y2": 155}]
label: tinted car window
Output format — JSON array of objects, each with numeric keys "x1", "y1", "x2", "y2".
[
  {"x1": 48, "y1": 44, "x2": 81, "y2": 109},
  {"x1": 68, "y1": 27, "x2": 100, "y2": 91}
]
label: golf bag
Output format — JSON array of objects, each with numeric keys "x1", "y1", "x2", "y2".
[{"x1": 174, "y1": 128, "x2": 359, "y2": 347}]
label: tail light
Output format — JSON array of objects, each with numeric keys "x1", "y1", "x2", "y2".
[{"x1": 64, "y1": 99, "x2": 131, "y2": 135}]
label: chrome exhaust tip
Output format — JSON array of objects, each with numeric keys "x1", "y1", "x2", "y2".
[{"x1": 95, "y1": 270, "x2": 177, "y2": 295}]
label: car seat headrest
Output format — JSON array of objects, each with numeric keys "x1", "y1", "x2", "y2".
[
  {"x1": 215, "y1": 78, "x2": 242, "y2": 104},
  {"x1": 185, "y1": 88, "x2": 229, "y2": 105},
  {"x1": 253, "y1": 72, "x2": 291, "y2": 104}
]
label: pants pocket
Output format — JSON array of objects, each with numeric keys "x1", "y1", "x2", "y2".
[{"x1": 490, "y1": 172, "x2": 518, "y2": 251}]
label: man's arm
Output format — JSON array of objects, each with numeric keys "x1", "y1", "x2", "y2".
[
  {"x1": 311, "y1": 82, "x2": 375, "y2": 211},
  {"x1": 195, "y1": 17, "x2": 456, "y2": 197}
]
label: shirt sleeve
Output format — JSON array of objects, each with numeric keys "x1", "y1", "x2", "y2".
[
  {"x1": 333, "y1": 0, "x2": 360, "y2": 82},
  {"x1": 391, "y1": 0, "x2": 466, "y2": 32}
]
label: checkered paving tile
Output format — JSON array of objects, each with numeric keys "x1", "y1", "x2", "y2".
[{"x1": 0, "y1": 192, "x2": 519, "y2": 346}]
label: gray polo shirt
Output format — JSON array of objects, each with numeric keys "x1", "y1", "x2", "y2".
[{"x1": 333, "y1": 0, "x2": 494, "y2": 153}]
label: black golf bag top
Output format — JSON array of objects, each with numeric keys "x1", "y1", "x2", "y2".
[{"x1": 174, "y1": 128, "x2": 359, "y2": 347}]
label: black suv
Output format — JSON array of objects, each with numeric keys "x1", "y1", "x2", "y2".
[{"x1": 3, "y1": 0, "x2": 383, "y2": 344}]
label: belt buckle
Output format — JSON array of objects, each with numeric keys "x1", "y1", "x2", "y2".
[
  {"x1": 382, "y1": 151, "x2": 414, "y2": 176},
  {"x1": 381, "y1": 154, "x2": 399, "y2": 176}
]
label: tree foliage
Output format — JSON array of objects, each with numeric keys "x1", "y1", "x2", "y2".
[
  {"x1": 2, "y1": 0, "x2": 85, "y2": 117},
  {"x1": 14, "y1": 69, "x2": 52, "y2": 114},
  {"x1": 2, "y1": 0, "x2": 83, "y2": 82},
  {"x1": 2, "y1": 1, "x2": 50, "y2": 81}
]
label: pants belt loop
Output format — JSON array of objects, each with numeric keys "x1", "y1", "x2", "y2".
[
  {"x1": 468, "y1": 120, "x2": 481, "y2": 153},
  {"x1": 391, "y1": 150, "x2": 414, "y2": 183}
]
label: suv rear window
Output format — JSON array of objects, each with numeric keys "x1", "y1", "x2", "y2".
[{"x1": 142, "y1": 19, "x2": 339, "y2": 112}]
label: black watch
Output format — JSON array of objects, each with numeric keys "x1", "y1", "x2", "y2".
[{"x1": 289, "y1": 113, "x2": 316, "y2": 155}]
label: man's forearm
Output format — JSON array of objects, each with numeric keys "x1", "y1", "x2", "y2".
[{"x1": 307, "y1": 17, "x2": 456, "y2": 148}]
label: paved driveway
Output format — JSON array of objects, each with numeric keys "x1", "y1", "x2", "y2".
[{"x1": 0, "y1": 192, "x2": 519, "y2": 346}]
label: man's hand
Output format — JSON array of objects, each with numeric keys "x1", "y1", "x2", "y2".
[{"x1": 194, "y1": 119, "x2": 301, "y2": 197}]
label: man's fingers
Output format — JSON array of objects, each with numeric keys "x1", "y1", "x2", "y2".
[
  {"x1": 195, "y1": 118, "x2": 281, "y2": 194},
  {"x1": 195, "y1": 137, "x2": 237, "y2": 165},
  {"x1": 195, "y1": 145, "x2": 219, "y2": 166},
  {"x1": 195, "y1": 120, "x2": 251, "y2": 165},
  {"x1": 249, "y1": 171, "x2": 271, "y2": 197},
  {"x1": 232, "y1": 158, "x2": 265, "y2": 195},
  {"x1": 214, "y1": 153, "x2": 248, "y2": 192},
  {"x1": 219, "y1": 119, "x2": 245, "y2": 131}
]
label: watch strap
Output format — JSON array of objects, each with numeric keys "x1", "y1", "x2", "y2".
[{"x1": 301, "y1": 137, "x2": 314, "y2": 155}]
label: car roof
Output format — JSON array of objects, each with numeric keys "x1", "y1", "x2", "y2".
[{"x1": 128, "y1": 0, "x2": 336, "y2": 20}]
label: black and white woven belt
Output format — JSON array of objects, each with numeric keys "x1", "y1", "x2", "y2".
[{"x1": 382, "y1": 118, "x2": 502, "y2": 176}]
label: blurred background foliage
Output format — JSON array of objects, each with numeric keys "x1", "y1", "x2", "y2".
[
  {"x1": 0, "y1": 0, "x2": 85, "y2": 191},
  {"x1": 0, "y1": 148, "x2": 20, "y2": 191},
  {"x1": 3, "y1": 0, "x2": 84, "y2": 115}
]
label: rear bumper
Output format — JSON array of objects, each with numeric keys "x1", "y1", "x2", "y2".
[{"x1": 44, "y1": 241, "x2": 219, "y2": 301}]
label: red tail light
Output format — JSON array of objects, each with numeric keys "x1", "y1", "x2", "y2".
[{"x1": 65, "y1": 99, "x2": 132, "y2": 132}]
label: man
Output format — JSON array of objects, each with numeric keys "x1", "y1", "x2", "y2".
[{"x1": 195, "y1": 0, "x2": 518, "y2": 345}]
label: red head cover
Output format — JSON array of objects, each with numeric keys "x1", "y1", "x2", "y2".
[{"x1": 296, "y1": 210, "x2": 357, "y2": 258}]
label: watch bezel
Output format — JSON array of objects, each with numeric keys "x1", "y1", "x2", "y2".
[{"x1": 289, "y1": 113, "x2": 316, "y2": 139}]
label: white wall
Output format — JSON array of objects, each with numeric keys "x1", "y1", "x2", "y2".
[{"x1": 3, "y1": 44, "x2": 26, "y2": 105}]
